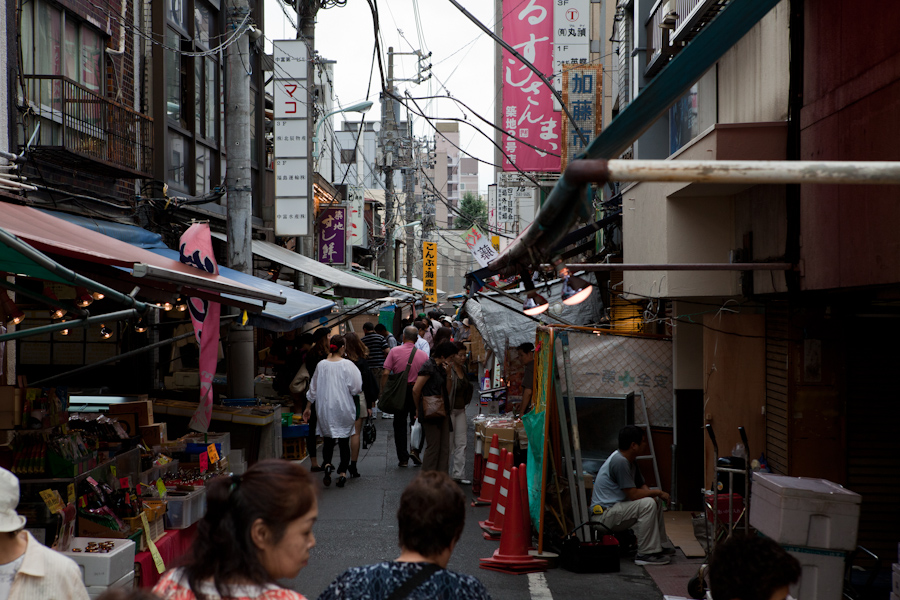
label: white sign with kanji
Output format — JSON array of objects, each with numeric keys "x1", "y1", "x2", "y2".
[
  {"x1": 271, "y1": 40, "x2": 309, "y2": 80},
  {"x1": 273, "y1": 119, "x2": 308, "y2": 158},
  {"x1": 461, "y1": 225, "x2": 500, "y2": 268},
  {"x1": 274, "y1": 158, "x2": 309, "y2": 197},
  {"x1": 552, "y1": 0, "x2": 590, "y2": 110},
  {"x1": 275, "y1": 198, "x2": 309, "y2": 236},
  {"x1": 497, "y1": 186, "x2": 516, "y2": 224}
]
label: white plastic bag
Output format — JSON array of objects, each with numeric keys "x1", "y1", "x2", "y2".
[{"x1": 410, "y1": 420, "x2": 423, "y2": 449}]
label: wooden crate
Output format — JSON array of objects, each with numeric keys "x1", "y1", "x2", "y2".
[{"x1": 283, "y1": 438, "x2": 307, "y2": 460}]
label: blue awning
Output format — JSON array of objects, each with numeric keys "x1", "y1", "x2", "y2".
[{"x1": 43, "y1": 211, "x2": 334, "y2": 331}]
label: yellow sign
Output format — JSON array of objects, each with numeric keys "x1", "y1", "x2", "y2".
[
  {"x1": 142, "y1": 512, "x2": 166, "y2": 574},
  {"x1": 39, "y1": 489, "x2": 64, "y2": 514},
  {"x1": 491, "y1": 236, "x2": 500, "y2": 251},
  {"x1": 422, "y1": 242, "x2": 438, "y2": 304},
  {"x1": 156, "y1": 478, "x2": 168, "y2": 498},
  {"x1": 207, "y1": 443, "x2": 220, "y2": 464},
  {"x1": 67, "y1": 484, "x2": 76, "y2": 505}
]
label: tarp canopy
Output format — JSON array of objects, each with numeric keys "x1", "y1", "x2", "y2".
[
  {"x1": 209, "y1": 232, "x2": 391, "y2": 299},
  {"x1": 0, "y1": 203, "x2": 283, "y2": 306}
]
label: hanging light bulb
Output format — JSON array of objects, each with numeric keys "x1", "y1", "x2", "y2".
[
  {"x1": 99, "y1": 324, "x2": 113, "y2": 339},
  {"x1": 175, "y1": 298, "x2": 187, "y2": 312},
  {"x1": 92, "y1": 291, "x2": 105, "y2": 300},
  {"x1": 57, "y1": 319, "x2": 70, "y2": 336},
  {"x1": 523, "y1": 290, "x2": 549, "y2": 316},
  {"x1": 75, "y1": 287, "x2": 94, "y2": 307},
  {"x1": 42, "y1": 287, "x2": 67, "y2": 320},
  {"x1": 561, "y1": 273, "x2": 594, "y2": 306},
  {"x1": 134, "y1": 316, "x2": 148, "y2": 333},
  {"x1": 1, "y1": 294, "x2": 24, "y2": 325}
]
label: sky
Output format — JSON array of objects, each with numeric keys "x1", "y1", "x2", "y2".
[{"x1": 263, "y1": 0, "x2": 498, "y2": 195}]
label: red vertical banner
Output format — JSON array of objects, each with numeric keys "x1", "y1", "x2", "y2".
[
  {"x1": 179, "y1": 223, "x2": 220, "y2": 433},
  {"x1": 502, "y1": 0, "x2": 560, "y2": 172}
]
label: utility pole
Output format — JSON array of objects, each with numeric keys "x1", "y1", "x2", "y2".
[
  {"x1": 404, "y1": 123, "x2": 416, "y2": 287},
  {"x1": 380, "y1": 47, "x2": 397, "y2": 281},
  {"x1": 298, "y1": 2, "x2": 317, "y2": 293},
  {"x1": 225, "y1": 0, "x2": 253, "y2": 398}
]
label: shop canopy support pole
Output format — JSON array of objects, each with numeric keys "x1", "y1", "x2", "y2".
[
  {"x1": 561, "y1": 263, "x2": 794, "y2": 271},
  {"x1": 558, "y1": 331, "x2": 590, "y2": 539},
  {"x1": 553, "y1": 334, "x2": 583, "y2": 542}
]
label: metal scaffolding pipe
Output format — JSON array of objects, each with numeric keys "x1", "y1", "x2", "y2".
[
  {"x1": 0, "y1": 308, "x2": 140, "y2": 343},
  {"x1": 563, "y1": 263, "x2": 794, "y2": 271},
  {"x1": 607, "y1": 160, "x2": 900, "y2": 185}
]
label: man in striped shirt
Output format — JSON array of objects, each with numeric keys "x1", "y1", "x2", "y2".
[{"x1": 362, "y1": 322, "x2": 389, "y2": 415}]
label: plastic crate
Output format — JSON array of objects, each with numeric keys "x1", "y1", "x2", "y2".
[
  {"x1": 164, "y1": 487, "x2": 206, "y2": 529},
  {"x1": 123, "y1": 507, "x2": 165, "y2": 552},
  {"x1": 181, "y1": 432, "x2": 231, "y2": 460},
  {"x1": 283, "y1": 438, "x2": 307, "y2": 461},
  {"x1": 282, "y1": 424, "x2": 309, "y2": 439}
]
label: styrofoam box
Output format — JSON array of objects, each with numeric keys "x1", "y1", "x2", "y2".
[
  {"x1": 892, "y1": 563, "x2": 899, "y2": 597},
  {"x1": 891, "y1": 593, "x2": 899, "y2": 600},
  {"x1": 86, "y1": 570, "x2": 134, "y2": 600},
  {"x1": 749, "y1": 472, "x2": 861, "y2": 551},
  {"x1": 784, "y1": 545, "x2": 846, "y2": 600},
  {"x1": 61, "y1": 537, "x2": 136, "y2": 586}
]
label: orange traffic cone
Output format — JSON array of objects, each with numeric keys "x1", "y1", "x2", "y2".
[
  {"x1": 473, "y1": 434, "x2": 500, "y2": 506},
  {"x1": 480, "y1": 451, "x2": 512, "y2": 539},
  {"x1": 479, "y1": 466, "x2": 548, "y2": 574}
]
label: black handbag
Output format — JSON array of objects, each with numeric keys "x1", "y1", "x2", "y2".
[
  {"x1": 378, "y1": 347, "x2": 417, "y2": 414},
  {"x1": 362, "y1": 416, "x2": 377, "y2": 449}
]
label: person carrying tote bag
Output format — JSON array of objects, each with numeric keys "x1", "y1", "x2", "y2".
[
  {"x1": 412, "y1": 342, "x2": 458, "y2": 473},
  {"x1": 381, "y1": 327, "x2": 429, "y2": 467}
]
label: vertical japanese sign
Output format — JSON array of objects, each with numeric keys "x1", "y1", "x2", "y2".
[
  {"x1": 422, "y1": 241, "x2": 438, "y2": 304},
  {"x1": 179, "y1": 223, "x2": 220, "y2": 433},
  {"x1": 502, "y1": 0, "x2": 560, "y2": 172},
  {"x1": 273, "y1": 40, "x2": 309, "y2": 236},
  {"x1": 552, "y1": 0, "x2": 591, "y2": 110},
  {"x1": 561, "y1": 65, "x2": 602, "y2": 170},
  {"x1": 347, "y1": 186, "x2": 366, "y2": 246},
  {"x1": 317, "y1": 206, "x2": 347, "y2": 266},
  {"x1": 461, "y1": 224, "x2": 500, "y2": 268},
  {"x1": 487, "y1": 184, "x2": 497, "y2": 229},
  {"x1": 497, "y1": 185, "x2": 516, "y2": 224}
]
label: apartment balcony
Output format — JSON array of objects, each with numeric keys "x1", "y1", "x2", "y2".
[
  {"x1": 646, "y1": 0, "x2": 730, "y2": 78},
  {"x1": 22, "y1": 75, "x2": 153, "y2": 178}
]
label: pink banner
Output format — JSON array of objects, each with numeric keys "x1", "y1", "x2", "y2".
[
  {"x1": 502, "y1": 0, "x2": 560, "y2": 172},
  {"x1": 179, "y1": 223, "x2": 220, "y2": 433}
]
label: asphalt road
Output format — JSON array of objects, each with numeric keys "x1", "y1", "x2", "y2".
[{"x1": 283, "y1": 405, "x2": 664, "y2": 600}]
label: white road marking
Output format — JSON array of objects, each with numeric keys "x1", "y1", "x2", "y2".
[{"x1": 528, "y1": 572, "x2": 553, "y2": 600}]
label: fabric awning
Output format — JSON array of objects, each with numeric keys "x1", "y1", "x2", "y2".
[
  {"x1": 149, "y1": 249, "x2": 333, "y2": 332},
  {"x1": 209, "y1": 232, "x2": 390, "y2": 299},
  {"x1": 0, "y1": 203, "x2": 284, "y2": 306}
]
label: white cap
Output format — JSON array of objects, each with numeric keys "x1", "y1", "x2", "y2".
[{"x1": 0, "y1": 467, "x2": 26, "y2": 532}]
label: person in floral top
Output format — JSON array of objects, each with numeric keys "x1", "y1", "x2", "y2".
[{"x1": 153, "y1": 460, "x2": 317, "y2": 600}]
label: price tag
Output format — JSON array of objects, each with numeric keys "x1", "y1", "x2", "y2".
[
  {"x1": 119, "y1": 476, "x2": 131, "y2": 490},
  {"x1": 67, "y1": 483, "x2": 75, "y2": 504},
  {"x1": 141, "y1": 512, "x2": 166, "y2": 574},
  {"x1": 110, "y1": 465, "x2": 117, "y2": 478},
  {"x1": 199, "y1": 451, "x2": 208, "y2": 473},
  {"x1": 207, "y1": 444, "x2": 219, "y2": 464},
  {"x1": 39, "y1": 489, "x2": 64, "y2": 514},
  {"x1": 156, "y1": 478, "x2": 167, "y2": 498}
]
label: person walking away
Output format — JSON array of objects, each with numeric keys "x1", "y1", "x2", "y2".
[
  {"x1": 344, "y1": 332, "x2": 378, "y2": 478},
  {"x1": 302, "y1": 328, "x2": 331, "y2": 472},
  {"x1": 433, "y1": 326, "x2": 453, "y2": 347},
  {"x1": 412, "y1": 342, "x2": 458, "y2": 473},
  {"x1": 516, "y1": 342, "x2": 535, "y2": 415},
  {"x1": 707, "y1": 534, "x2": 801, "y2": 600},
  {"x1": 361, "y1": 322, "x2": 388, "y2": 417},
  {"x1": 381, "y1": 327, "x2": 428, "y2": 467},
  {"x1": 375, "y1": 323, "x2": 398, "y2": 349},
  {"x1": 154, "y1": 460, "x2": 317, "y2": 600},
  {"x1": 590, "y1": 425, "x2": 674, "y2": 565},
  {"x1": 317, "y1": 471, "x2": 491, "y2": 600},
  {"x1": 414, "y1": 321, "x2": 431, "y2": 357},
  {"x1": 447, "y1": 342, "x2": 474, "y2": 484},
  {"x1": 0, "y1": 467, "x2": 89, "y2": 600},
  {"x1": 303, "y1": 335, "x2": 362, "y2": 488}
]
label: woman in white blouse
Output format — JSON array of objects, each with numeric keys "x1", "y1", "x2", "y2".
[{"x1": 303, "y1": 335, "x2": 363, "y2": 488}]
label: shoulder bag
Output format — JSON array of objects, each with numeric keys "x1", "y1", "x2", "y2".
[
  {"x1": 378, "y1": 347, "x2": 417, "y2": 414},
  {"x1": 288, "y1": 363, "x2": 311, "y2": 396},
  {"x1": 385, "y1": 564, "x2": 440, "y2": 600}
]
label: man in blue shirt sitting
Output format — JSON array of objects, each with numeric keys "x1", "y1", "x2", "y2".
[{"x1": 590, "y1": 425, "x2": 673, "y2": 565}]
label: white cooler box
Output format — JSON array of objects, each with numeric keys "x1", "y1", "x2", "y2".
[
  {"x1": 784, "y1": 545, "x2": 846, "y2": 600},
  {"x1": 86, "y1": 570, "x2": 135, "y2": 599},
  {"x1": 749, "y1": 472, "x2": 861, "y2": 551},
  {"x1": 61, "y1": 537, "x2": 136, "y2": 586}
]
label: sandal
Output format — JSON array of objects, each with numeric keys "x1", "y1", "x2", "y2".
[{"x1": 323, "y1": 464, "x2": 334, "y2": 487}]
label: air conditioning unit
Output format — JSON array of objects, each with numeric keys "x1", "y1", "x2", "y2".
[{"x1": 660, "y1": 1, "x2": 679, "y2": 29}]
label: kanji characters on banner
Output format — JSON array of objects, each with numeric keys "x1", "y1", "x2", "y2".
[{"x1": 422, "y1": 242, "x2": 438, "y2": 304}]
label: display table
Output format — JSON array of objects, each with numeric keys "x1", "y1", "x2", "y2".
[{"x1": 134, "y1": 524, "x2": 197, "y2": 588}]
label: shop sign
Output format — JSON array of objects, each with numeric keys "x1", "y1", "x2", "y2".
[
  {"x1": 273, "y1": 39, "x2": 310, "y2": 236},
  {"x1": 561, "y1": 64, "x2": 602, "y2": 170},
  {"x1": 461, "y1": 224, "x2": 500, "y2": 268},
  {"x1": 317, "y1": 206, "x2": 348, "y2": 266},
  {"x1": 422, "y1": 242, "x2": 438, "y2": 304}
]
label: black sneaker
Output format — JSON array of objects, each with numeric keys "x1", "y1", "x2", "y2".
[
  {"x1": 634, "y1": 552, "x2": 671, "y2": 566},
  {"x1": 661, "y1": 546, "x2": 677, "y2": 556}
]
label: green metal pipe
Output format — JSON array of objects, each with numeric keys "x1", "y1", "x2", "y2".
[
  {"x1": 487, "y1": 0, "x2": 782, "y2": 274},
  {"x1": 0, "y1": 227, "x2": 149, "y2": 314},
  {"x1": 0, "y1": 280, "x2": 89, "y2": 319}
]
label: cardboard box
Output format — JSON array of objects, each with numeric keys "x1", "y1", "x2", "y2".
[
  {"x1": 482, "y1": 426, "x2": 515, "y2": 457},
  {"x1": 0, "y1": 412, "x2": 20, "y2": 429},
  {"x1": 140, "y1": 423, "x2": 167, "y2": 446},
  {"x1": 110, "y1": 413, "x2": 139, "y2": 437},
  {"x1": 107, "y1": 400, "x2": 154, "y2": 427},
  {"x1": 174, "y1": 371, "x2": 200, "y2": 388},
  {"x1": 0, "y1": 386, "x2": 22, "y2": 412},
  {"x1": 61, "y1": 537, "x2": 135, "y2": 586}
]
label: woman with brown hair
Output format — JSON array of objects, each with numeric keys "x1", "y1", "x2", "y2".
[
  {"x1": 318, "y1": 471, "x2": 490, "y2": 599},
  {"x1": 303, "y1": 335, "x2": 362, "y2": 488},
  {"x1": 411, "y1": 341, "x2": 459, "y2": 473},
  {"x1": 343, "y1": 332, "x2": 379, "y2": 477},
  {"x1": 153, "y1": 460, "x2": 317, "y2": 600}
]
